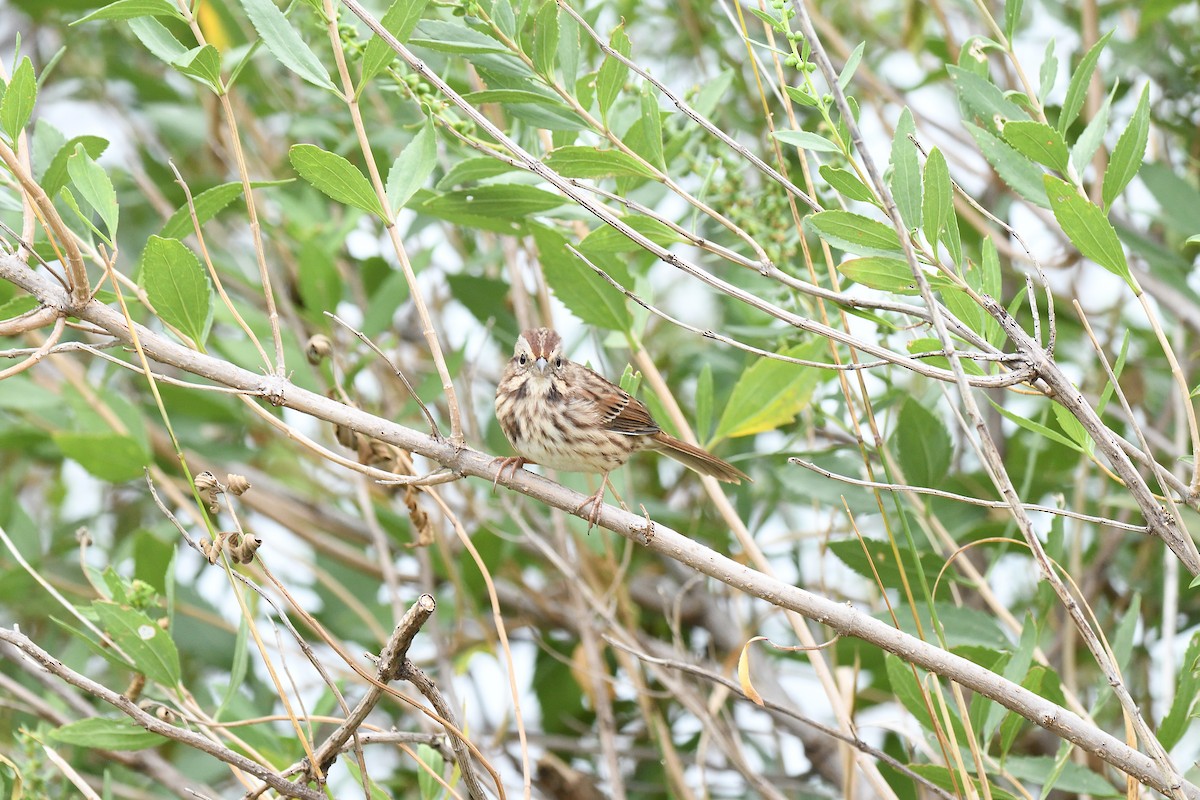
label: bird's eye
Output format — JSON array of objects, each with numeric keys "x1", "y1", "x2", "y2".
[
  {"x1": 518, "y1": 354, "x2": 528, "y2": 366},
  {"x1": 554, "y1": 357, "x2": 563, "y2": 369}
]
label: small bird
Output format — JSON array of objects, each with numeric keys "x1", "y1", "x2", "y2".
[{"x1": 494, "y1": 327, "x2": 748, "y2": 526}]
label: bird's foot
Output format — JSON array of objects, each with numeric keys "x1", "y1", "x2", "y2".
[{"x1": 490, "y1": 456, "x2": 527, "y2": 492}]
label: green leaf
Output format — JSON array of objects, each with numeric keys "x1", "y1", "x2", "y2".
[
  {"x1": 714, "y1": 340, "x2": 823, "y2": 440},
  {"x1": 93, "y1": 601, "x2": 181, "y2": 687},
  {"x1": 361, "y1": 0, "x2": 429, "y2": 86},
  {"x1": 1043, "y1": 175, "x2": 1132, "y2": 290},
  {"x1": 420, "y1": 184, "x2": 565, "y2": 221},
  {"x1": 922, "y1": 147, "x2": 953, "y2": 255},
  {"x1": 1069, "y1": 84, "x2": 1114, "y2": 173},
  {"x1": 171, "y1": 44, "x2": 222, "y2": 91},
  {"x1": 838, "y1": 42, "x2": 865, "y2": 90},
  {"x1": 1101, "y1": 84, "x2": 1150, "y2": 208},
  {"x1": 806, "y1": 210, "x2": 902, "y2": 258},
  {"x1": 416, "y1": 743, "x2": 445, "y2": 800},
  {"x1": 53, "y1": 432, "x2": 148, "y2": 482},
  {"x1": 1001, "y1": 120, "x2": 1069, "y2": 173},
  {"x1": 829, "y1": 540, "x2": 967, "y2": 592},
  {"x1": 0, "y1": 57, "x2": 36, "y2": 141},
  {"x1": 1004, "y1": 0, "x2": 1024, "y2": 41},
  {"x1": 557, "y1": 7, "x2": 579, "y2": 92},
  {"x1": 885, "y1": 654, "x2": 938, "y2": 731},
  {"x1": 1004, "y1": 755, "x2": 1122, "y2": 796},
  {"x1": 596, "y1": 23, "x2": 630, "y2": 120},
  {"x1": 964, "y1": 121, "x2": 1049, "y2": 207},
  {"x1": 837, "y1": 256, "x2": 921, "y2": 294},
  {"x1": 1038, "y1": 39, "x2": 1058, "y2": 102},
  {"x1": 578, "y1": 215, "x2": 679, "y2": 253},
  {"x1": 818, "y1": 165, "x2": 876, "y2": 203},
  {"x1": 531, "y1": 0, "x2": 559, "y2": 77},
  {"x1": 141, "y1": 235, "x2": 214, "y2": 346},
  {"x1": 239, "y1": 0, "x2": 336, "y2": 92},
  {"x1": 1050, "y1": 402, "x2": 1093, "y2": 455},
  {"x1": 409, "y1": 20, "x2": 508, "y2": 54},
  {"x1": 533, "y1": 226, "x2": 630, "y2": 330},
  {"x1": 1159, "y1": 631, "x2": 1200, "y2": 750},
  {"x1": 289, "y1": 144, "x2": 386, "y2": 218},
  {"x1": 159, "y1": 179, "x2": 290, "y2": 239},
  {"x1": 385, "y1": 117, "x2": 437, "y2": 215},
  {"x1": 950, "y1": 66, "x2": 1029, "y2": 134},
  {"x1": 988, "y1": 397, "x2": 1083, "y2": 452},
  {"x1": 891, "y1": 398, "x2": 951, "y2": 486},
  {"x1": 633, "y1": 85, "x2": 664, "y2": 170},
  {"x1": 42, "y1": 135, "x2": 108, "y2": 198},
  {"x1": 773, "y1": 129, "x2": 841, "y2": 154},
  {"x1": 543, "y1": 145, "x2": 656, "y2": 179},
  {"x1": 488, "y1": 0, "x2": 516, "y2": 39},
  {"x1": 1059, "y1": 31, "x2": 1113, "y2": 135},
  {"x1": 127, "y1": 16, "x2": 187, "y2": 63},
  {"x1": 435, "y1": 156, "x2": 521, "y2": 188},
  {"x1": 50, "y1": 717, "x2": 168, "y2": 751},
  {"x1": 983, "y1": 615, "x2": 1038, "y2": 742},
  {"x1": 66, "y1": 144, "x2": 119, "y2": 238},
  {"x1": 890, "y1": 108, "x2": 921, "y2": 230},
  {"x1": 73, "y1": 0, "x2": 184, "y2": 23}
]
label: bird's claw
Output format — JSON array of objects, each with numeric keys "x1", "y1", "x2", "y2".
[
  {"x1": 638, "y1": 504, "x2": 655, "y2": 544},
  {"x1": 490, "y1": 456, "x2": 527, "y2": 492}
]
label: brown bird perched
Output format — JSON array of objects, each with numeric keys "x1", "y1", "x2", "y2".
[{"x1": 494, "y1": 327, "x2": 748, "y2": 526}]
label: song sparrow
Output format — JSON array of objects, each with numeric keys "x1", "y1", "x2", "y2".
[{"x1": 494, "y1": 327, "x2": 748, "y2": 526}]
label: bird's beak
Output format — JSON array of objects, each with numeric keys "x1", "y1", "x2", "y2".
[{"x1": 534, "y1": 357, "x2": 548, "y2": 374}]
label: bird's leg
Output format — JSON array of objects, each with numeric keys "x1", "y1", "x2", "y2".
[
  {"x1": 574, "y1": 473, "x2": 612, "y2": 531},
  {"x1": 490, "y1": 456, "x2": 529, "y2": 492}
]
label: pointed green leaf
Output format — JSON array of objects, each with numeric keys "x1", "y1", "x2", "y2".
[
  {"x1": 890, "y1": 108, "x2": 921, "y2": 229},
  {"x1": 385, "y1": 117, "x2": 437, "y2": 215},
  {"x1": 239, "y1": 0, "x2": 336, "y2": 92},
  {"x1": 578, "y1": 215, "x2": 679, "y2": 253},
  {"x1": 807, "y1": 210, "x2": 903, "y2": 258},
  {"x1": 1038, "y1": 39, "x2": 1058, "y2": 103},
  {"x1": 53, "y1": 432, "x2": 148, "y2": 482},
  {"x1": 289, "y1": 144, "x2": 386, "y2": 218},
  {"x1": 1059, "y1": 31, "x2": 1113, "y2": 134},
  {"x1": 66, "y1": 144, "x2": 119, "y2": 238},
  {"x1": 557, "y1": 6, "x2": 579, "y2": 92},
  {"x1": 50, "y1": 718, "x2": 168, "y2": 751},
  {"x1": 531, "y1": 0, "x2": 559, "y2": 77},
  {"x1": 838, "y1": 42, "x2": 865, "y2": 90},
  {"x1": 818, "y1": 165, "x2": 876, "y2": 203},
  {"x1": 964, "y1": 121, "x2": 1049, "y2": 207},
  {"x1": 0, "y1": 57, "x2": 36, "y2": 141},
  {"x1": 634, "y1": 85, "x2": 664, "y2": 170},
  {"x1": 1101, "y1": 84, "x2": 1150, "y2": 208},
  {"x1": 171, "y1": 44, "x2": 222, "y2": 91},
  {"x1": 988, "y1": 397, "x2": 1084, "y2": 452},
  {"x1": 922, "y1": 147, "x2": 953, "y2": 254},
  {"x1": 838, "y1": 257, "x2": 921, "y2": 294},
  {"x1": 361, "y1": 0, "x2": 430, "y2": 86},
  {"x1": 1069, "y1": 84, "x2": 1113, "y2": 173},
  {"x1": 141, "y1": 236, "x2": 214, "y2": 346},
  {"x1": 1004, "y1": 0, "x2": 1024, "y2": 41},
  {"x1": 544, "y1": 145, "x2": 656, "y2": 179},
  {"x1": 1159, "y1": 631, "x2": 1200, "y2": 750},
  {"x1": 159, "y1": 179, "x2": 291, "y2": 239},
  {"x1": 93, "y1": 601, "x2": 181, "y2": 687},
  {"x1": 773, "y1": 129, "x2": 841, "y2": 154},
  {"x1": 420, "y1": 184, "x2": 565, "y2": 219},
  {"x1": 596, "y1": 23, "x2": 630, "y2": 120},
  {"x1": 891, "y1": 398, "x2": 952, "y2": 485},
  {"x1": 533, "y1": 226, "x2": 629, "y2": 330},
  {"x1": 1043, "y1": 175, "x2": 1132, "y2": 290},
  {"x1": 42, "y1": 135, "x2": 108, "y2": 197},
  {"x1": 714, "y1": 341, "x2": 823, "y2": 440},
  {"x1": 127, "y1": 16, "x2": 187, "y2": 63},
  {"x1": 1001, "y1": 120, "x2": 1069, "y2": 173},
  {"x1": 73, "y1": 0, "x2": 183, "y2": 23}
]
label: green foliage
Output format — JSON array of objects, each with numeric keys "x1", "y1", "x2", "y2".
[{"x1": 2, "y1": 1, "x2": 1199, "y2": 798}]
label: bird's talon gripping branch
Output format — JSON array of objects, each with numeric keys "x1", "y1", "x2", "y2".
[{"x1": 490, "y1": 455, "x2": 527, "y2": 492}]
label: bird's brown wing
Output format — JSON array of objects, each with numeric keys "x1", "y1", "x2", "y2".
[{"x1": 571, "y1": 366, "x2": 660, "y2": 436}]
